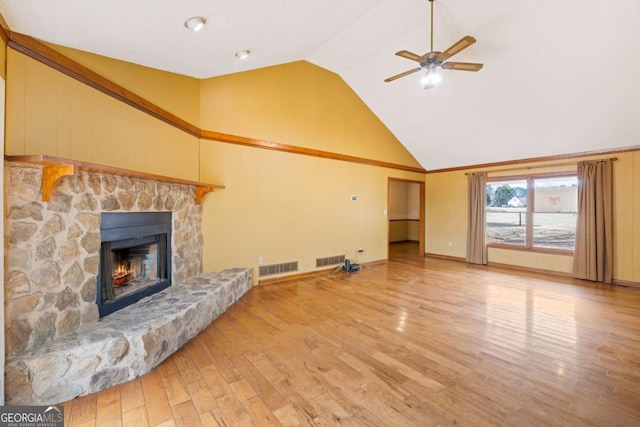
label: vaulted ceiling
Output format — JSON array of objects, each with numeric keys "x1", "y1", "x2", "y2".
[{"x1": 1, "y1": 0, "x2": 639, "y2": 170}]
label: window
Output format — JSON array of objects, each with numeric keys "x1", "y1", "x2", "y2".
[{"x1": 486, "y1": 174, "x2": 578, "y2": 252}]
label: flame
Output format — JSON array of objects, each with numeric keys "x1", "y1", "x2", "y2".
[
  {"x1": 113, "y1": 264, "x2": 133, "y2": 277},
  {"x1": 112, "y1": 263, "x2": 135, "y2": 286}
]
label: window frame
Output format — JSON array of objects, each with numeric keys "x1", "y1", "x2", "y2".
[{"x1": 486, "y1": 172, "x2": 577, "y2": 256}]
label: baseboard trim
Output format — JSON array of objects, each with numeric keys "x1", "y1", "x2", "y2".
[
  {"x1": 362, "y1": 259, "x2": 389, "y2": 267},
  {"x1": 258, "y1": 259, "x2": 388, "y2": 285},
  {"x1": 613, "y1": 279, "x2": 640, "y2": 288},
  {"x1": 425, "y1": 253, "x2": 466, "y2": 263},
  {"x1": 425, "y1": 253, "x2": 577, "y2": 279},
  {"x1": 487, "y1": 263, "x2": 640, "y2": 289},
  {"x1": 257, "y1": 255, "x2": 640, "y2": 289},
  {"x1": 487, "y1": 261, "x2": 574, "y2": 279},
  {"x1": 259, "y1": 268, "x2": 334, "y2": 285}
]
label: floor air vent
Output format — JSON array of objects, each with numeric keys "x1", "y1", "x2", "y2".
[
  {"x1": 259, "y1": 261, "x2": 298, "y2": 277},
  {"x1": 316, "y1": 255, "x2": 346, "y2": 268}
]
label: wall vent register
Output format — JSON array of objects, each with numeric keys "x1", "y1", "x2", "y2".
[
  {"x1": 316, "y1": 255, "x2": 346, "y2": 268},
  {"x1": 259, "y1": 261, "x2": 298, "y2": 277}
]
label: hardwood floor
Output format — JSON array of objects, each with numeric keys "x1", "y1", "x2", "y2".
[{"x1": 61, "y1": 243, "x2": 640, "y2": 426}]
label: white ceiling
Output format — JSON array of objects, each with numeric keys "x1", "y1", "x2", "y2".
[{"x1": 1, "y1": 0, "x2": 639, "y2": 170}]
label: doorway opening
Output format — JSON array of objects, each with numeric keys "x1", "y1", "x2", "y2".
[{"x1": 388, "y1": 179, "x2": 425, "y2": 258}]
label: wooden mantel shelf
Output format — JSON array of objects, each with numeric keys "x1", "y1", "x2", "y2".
[{"x1": 5, "y1": 155, "x2": 225, "y2": 204}]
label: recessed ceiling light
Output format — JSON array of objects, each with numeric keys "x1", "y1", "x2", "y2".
[
  {"x1": 235, "y1": 50, "x2": 250, "y2": 60},
  {"x1": 184, "y1": 16, "x2": 206, "y2": 32}
]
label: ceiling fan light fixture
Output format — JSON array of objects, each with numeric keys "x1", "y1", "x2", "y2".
[
  {"x1": 421, "y1": 68, "x2": 441, "y2": 89},
  {"x1": 184, "y1": 16, "x2": 206, "y2": 32}
]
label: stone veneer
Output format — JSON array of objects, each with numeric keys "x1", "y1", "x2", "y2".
[
  {"x1": 5, "y1": 162, "x2": 204, "y2": 356},
  {"x1": 5, "y1": 268, "x2": 252, "y2": 405}
]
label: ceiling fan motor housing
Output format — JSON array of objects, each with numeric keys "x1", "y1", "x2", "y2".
[{"x1": 420, "y1": 52, "x2": 442, "y2": 68}]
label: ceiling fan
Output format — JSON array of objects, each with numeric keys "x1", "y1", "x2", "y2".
[{"x1": 384, "y1": 0, "x2": 483, "y2": 88}]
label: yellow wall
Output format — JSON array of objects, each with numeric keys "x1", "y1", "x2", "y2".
[
  {"x1": 5, "y1": 49, "x2": 199, "y2": 180},
  {"x1": 200, "y1": 61, "x2": 421, "y2": 167},
  {"x1": 46, "y1": 43, "x2": 201, "y2": 126},
  {"x1": 425, "y1": 151, "x2": 640, "y2": 283},
  {"x1": 614, "y1": 151, "x2": 640, "y2": 282},
  {"x1": 198, "y1": 60, "x2": 425, "y2": 279},
  {"x1": 0, "y1": 35, "x2": 6, "y2": 80},
  {"x1": 200, "y1": 140, "x2": 423, "y2": 277},
  {"x1": 425, "y1": 170, "x2": 468, "y2": 258},
  {"x1": 389, "y1": 221, "x2": 409, "y2": 242}
]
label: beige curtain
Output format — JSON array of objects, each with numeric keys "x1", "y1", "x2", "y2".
[
  {"x1": 467, "y1": 172, "x2": 487, "y2": 264},
  {"x1": 573, "y1": 160, "x2": 613, "y2": 283}
]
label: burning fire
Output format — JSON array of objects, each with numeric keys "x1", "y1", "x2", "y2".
[{"x1": 113, "y1": 264, "x2": 135, "y2": 286}]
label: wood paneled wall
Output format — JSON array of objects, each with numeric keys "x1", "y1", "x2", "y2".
[{"x1": 5, "y1": 50, "x2": 200, "y2": 181}]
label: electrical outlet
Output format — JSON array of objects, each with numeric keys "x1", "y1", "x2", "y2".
[
  {"x1": 383, "y1": 209, "x2": 388, "y2": 216},
  {"x1": 258, "y1": 256, "x2": 264, "y2": 265},
  {"x1": 350, "y1": 195, "x2": 357, "y2": 201},
  {"x1": 358, "y1": 247, "x2": 364, "y2": 253},
  {"x1": 447, "y1": 242, "x2": 453, "y2": 247}
]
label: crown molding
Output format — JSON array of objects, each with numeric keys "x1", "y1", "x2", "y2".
[
  {"x1": 6, "y1": 30, "x2": 426, "y2": 174},
  {"x1": 201, "y1": 131, "x2": 427, "y2": 173},
  {"x1": 0, "y1": 12, "x2": 9, "y2": 44},
  {"x1": 426, "y1": 145, "x2": 640, "y2": 174}
]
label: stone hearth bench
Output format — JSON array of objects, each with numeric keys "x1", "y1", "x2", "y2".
[{"x1": 5, "y1": 268, "x2": 252, "y2": 405}]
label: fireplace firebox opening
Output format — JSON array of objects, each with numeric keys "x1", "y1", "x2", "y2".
[{"x1": 98, "y1": 212, "x2": 172, "y2": 317}]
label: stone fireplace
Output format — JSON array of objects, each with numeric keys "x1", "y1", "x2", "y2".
[
  {"x1": 4, "y1": 160, "x2": 204, "y2": 356},
  {"x1": 3, "y1": 157, "x2": 252, "y2": 405}
]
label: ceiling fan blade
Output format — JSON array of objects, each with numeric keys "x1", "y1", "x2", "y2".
[
  {"x1": 442, "y1": 62, "x2": 484, "y2": 72},
  {"x1": 438, "y1": 36, "x2": 476, "y2": 62},
  {"x1": 395, "y1": 50, "x2": 424, "y2": 62},
  {"x1": 384, "y1": 67, "x2": 422, "y2": 82}
]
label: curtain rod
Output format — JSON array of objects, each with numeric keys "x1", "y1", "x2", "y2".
[{"x1": 465, "y1": 157, "x2": 617, "y2": 176}]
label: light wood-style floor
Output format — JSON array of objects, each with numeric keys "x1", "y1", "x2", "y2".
[{"x1": 61, "y1": 243, "x2": 640, "y2": 426}]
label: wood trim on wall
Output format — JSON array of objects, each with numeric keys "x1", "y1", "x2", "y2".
[
  {"x1": 200, "y1": 131, "x2": 426, "y2": 173},
  {"x1": 426, "y1": 253, "x2": 636, "y2": 287},
  {"x1": 425, "y1": 253, "x2": 466, "y2": 263},
  {"x1": 427, "y1": 145, "x2": 640, "y2": 175},
  {"x1": 613, "y1": 279, "x2": 640, "y2": 289},
  {"x1": 6, "y1": 31, "x2": 427, "y2": 175},
  {"x1": 5, "y1": 154, "x2": 225, "y2": 204},
  {"x1": 489, "y1": 261, "x2": 639, "y2": 288},
  {"x1": 0, "y1": 12, "x2": 10, "y2": 44},
  {"x1": 487, "y1": 261, "x2": 574, "y2": 279}
]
